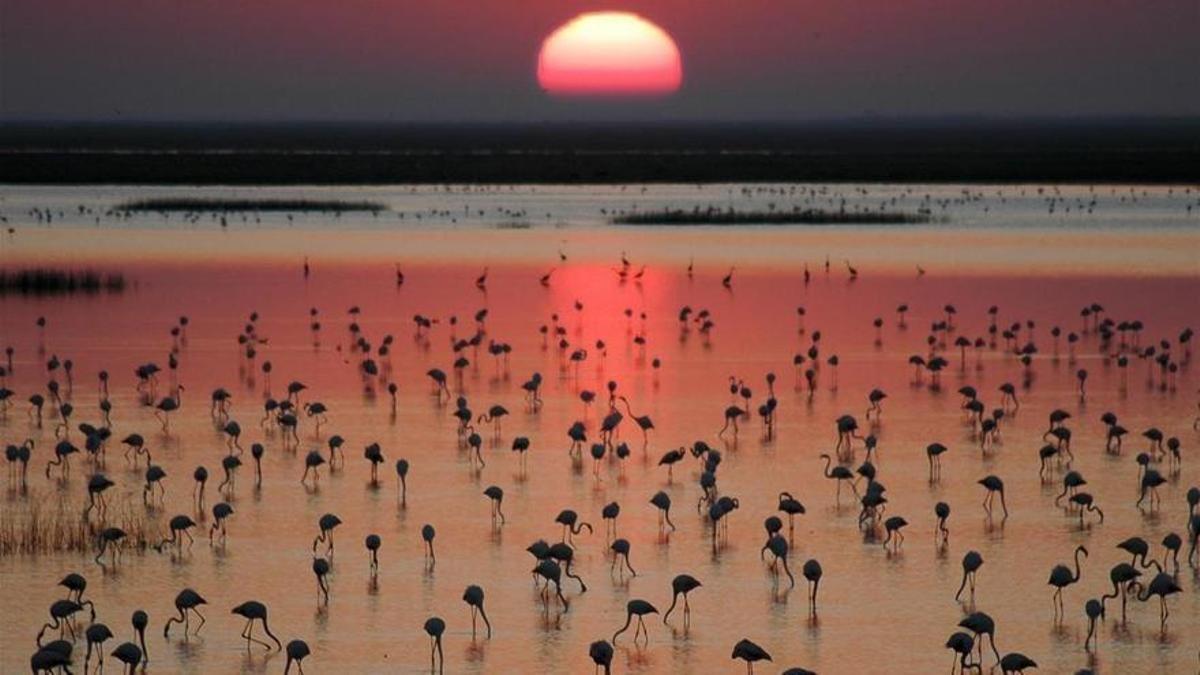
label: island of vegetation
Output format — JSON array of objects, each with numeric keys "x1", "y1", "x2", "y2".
[
  {"x1": 611, "y1": 207, "x2": 934, "y2": 225},
  {"x1": 114, "y1": 198, "x2": 387, "y2": 213},
  {"x1": 0, "y1": 268, "x2": 126, "y2": 296}
]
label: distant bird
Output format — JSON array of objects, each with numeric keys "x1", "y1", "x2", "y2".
[
  {"x1": 285, "y1": 639, "x2": 310, "y2": 673},
  {"x1": 231, "y1": 601, "x2": 281, "y2": 651},
  {"x1": 312, "y1": 513, "x2": 342, "y2": 554},
  {"x1": 956, "y1": 551, "x2": 984, "y2": 602},
  {"x1": 731, "y1": 638, "x2": 772, "y2": 673},
  {"x1": 484, "y1": 485, "x2": 506, "y2": 524},
  {"x1": 657, "y1": 447, "x2": 686, "y2": 479},
  {"x1": 424, "y1": 616, "x2": 446, "y2": 672},
  {"x1": 312, "y1": 558, "x2": 331, "y2": 604},
  {"x1": 1048, "y1": 546, "x2": 1088, "y2": 618},
  {"x1": 83, "y1": 622, "x2": 113, "y2": 672},
  {"x1": 777, "y1": 492, "x2": 806, "y2": 538},
  {"x1": 650, "y1": 491, "x2": 676, "y2": 531},
  {"x1": 111, "y1": 640, "x2": 143, "y2": 674},
  {"x1": 999, "y1": 652, "x2": 1038, "y2": 674},
  {"x1": 1136, "y1": 572, "x2": 1182, "y2": 628},
  {"x1": 589, "y1": 640, "x2": 613, "y2": 674},
  {"x1": 761, "y1": 534, "x2": 795, "y2": 587},
  {"x1": 958, "y1": 611, "x2": 1000, "y2": 665},
  {"x1": 978, "y1": 475, "x2": 1008, "y2": 518},
  {"x1": 163, "y1": 588, "x2": 207, "y2": 638},
  {"x1": 663, "y1": 574, "x2": 702, "y2": 625},
  {"x1": 422, "y1": 524, "x2": 437, "y2": 563},
  {"x1": 802, "y1": 559, "x2": 822, "y2": 614},
  {"x1": 612, "y1": 599, "x2": 658, "y2": 645},
  {"x1": 362, "y1": 533, "x2": 381, "y2": 569},
  {"x1": 462, "y1": 585, "x2": 492, "y2": 639},
  {"x1": 883, "y1": 516, "x2": 908, "y2": 551},
  {"x1": 1084, "y1": 598, "x2": 1104, "y2": 651},
  {"x1": 820, "y1": 454, "x2": 858, "y2": 502}
]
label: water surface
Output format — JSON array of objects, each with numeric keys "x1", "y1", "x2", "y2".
[{"x1": 1, "y1": 184, "x2": 1198, "y2": 673}]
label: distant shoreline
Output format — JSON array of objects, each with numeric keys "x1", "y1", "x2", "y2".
[
  {"x1": 5, "y1": 149, "x2": 1198, "y2": 185},
  {"x1": 3, "y1": 120, "x2": 1198, "y2": 184}
]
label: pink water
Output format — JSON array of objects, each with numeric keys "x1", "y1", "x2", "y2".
[
  {"x1": 1, "y1": 256, "x2": 1197, "y2": 673},
  {"x1": 1, "y1": 194, "x2": 1199, "y2": 673}
]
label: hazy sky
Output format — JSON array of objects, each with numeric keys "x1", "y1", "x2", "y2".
[{"x1": 2, "y1": 0, "x2": 1197, "y2": 122}]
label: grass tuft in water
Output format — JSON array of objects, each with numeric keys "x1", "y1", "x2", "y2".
[{"x1": 0, "y1": 494, "x2": 158, "y2": 556}]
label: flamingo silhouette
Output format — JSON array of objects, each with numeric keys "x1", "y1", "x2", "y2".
[
  {"x1": 612, "y1": 599, "x2": 657, "y2": 645},
  {"x1": 777, "y1": 492, "x2": 806, "y2": 538},
  {"x1": 958, "y1": 611, "x2": 1000, "y2": 665},
  {"x1": 484, "y1": 486, "x2": 506, "y2": 524},
  {"x1": 589, "y1": 640, "x2": 613, "y2": 674},
  {"x1": 618, "y1": 397, "x2": 654, "y2": 441},
  {"x1": 610, "y1": 538, "x2": 636, "y2": 577},
  {"x1": 1048, "y1": 545, "x2": 1087, "y2": 618},
  {"x1": 532, "y1": 559, "x2": 568, "y2": 610},
  {"x1": 462, "y1": 585, "x2": 492, "y2": 638},
  {"x1": 555, "y1": 509, "x2": 593, "y2": 546},
  {"x1": 285, "y1": 639, "x2": 310, "y2": 673},
  {"x1": 978, "y1": 475, "x2": 1008, "y2": 518},
  {"x1": 955, "y1": 551, "x2": 983, "y2": 602},
  {"x1": 731, "y1": 638, "x2": 772, "y2": 673},
  {"x1": 820, "y1": 454, "x2": 858, "y2": 503},
  {"x1": 231, "y1": 601, "x2": 282, "y2": 650},
  {"x1": 761, "y1": 534, "x2": 795, "y2": 587},
  {"x1": 1136, "y1": 572, "x2": 1182, "y2": 629},
  {"x1": 163, "y1": 589, "x2": 207, "y2": 638},
  {"x1": 802, "y1": 559, "x2": 822, "y2": 614},
  {"x1": 424, "y1": 617, "x2": 446, "y2": 672},
  {"x1": 663, "y1": 574, "x2": 701, "y2": 625}
]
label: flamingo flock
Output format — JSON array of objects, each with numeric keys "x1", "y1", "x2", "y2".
[{"x1": 2, "y1": 251, "x2": 1198, "y2": 675}]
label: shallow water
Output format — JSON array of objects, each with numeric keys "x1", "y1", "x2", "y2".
[{"x1": 1, "y1": 184, "x2": 1199, "y2": 674}]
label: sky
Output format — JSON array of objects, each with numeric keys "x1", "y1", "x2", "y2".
[{"x1": 2, "y1": 0, "x2": 1197, "y2": 122}]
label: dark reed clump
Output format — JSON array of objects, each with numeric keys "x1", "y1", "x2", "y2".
[
  {"x1": 612, "y1": 207, "x2": 934, "y2": 226},
  {"x1": 115, "y1": 197, "x2": 387, "y2": 213},
  {"x1": 0, "y1": 268, "x2": 126, "y2": 296},
  {"x1": 0, "y1": 494, "x2": 159, "y2": 556}
]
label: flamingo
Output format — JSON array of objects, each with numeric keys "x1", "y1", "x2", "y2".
[
  {"x1": 424, "y1": 617, "x2": 446, "y2": 672},
  {"x1": 231, "y1": 601, "x2": 282, "y2": 650},
  {"x1": 612, "y1": 599, "x2": 657, "y2": 645},
  {"x1": 462, "y1": 585, "x2": 492, "y2": 638},
  {"x1": 731, "y1": 638, "x2": 772, "y2": 673},
  {"x1": 589, "y1": 640, "x2": 613, "y2": 674},
  {"x1": 1048, "y1": 546, "x2": 1087, "y2": 618},
  {"x1": 777, "y1": 492, "x2": 806, "y2": 538},
  {"x1": 484, "y1": 485, "x2": 506, "y2": 524},
  {"x1": 956, "y1": 551, "x2": 984, "y2": 602},
  {"x1": 802, "y1": 559, "x2": 822, "y2": 614},
  {"x1": 820, "y1": 454, "x2": 858, "y2": 503},
  {"x1": 978, "y1": 475, "x2": 1008, "y2": 518},
  {"x1": 285, "y1": 639, "x2": 311, "y2": 673},
  {"x1": 618, "y1": 397, "x2": 654, "y2": 441},
  {"x1": 163, "y1": 589, "x2": 207, "y2": 638},
  {"x1": 1137, "y1": 572, "x2": 1182, "y2": 629}
]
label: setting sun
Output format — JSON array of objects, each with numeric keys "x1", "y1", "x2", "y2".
[{"x1": 537, "y1": 12, "x2": 683, "y2": 96}]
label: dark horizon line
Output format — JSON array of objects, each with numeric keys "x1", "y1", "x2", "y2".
[{"x1": 3, "y1": 114, "x2": 1199, "y2": 129}]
